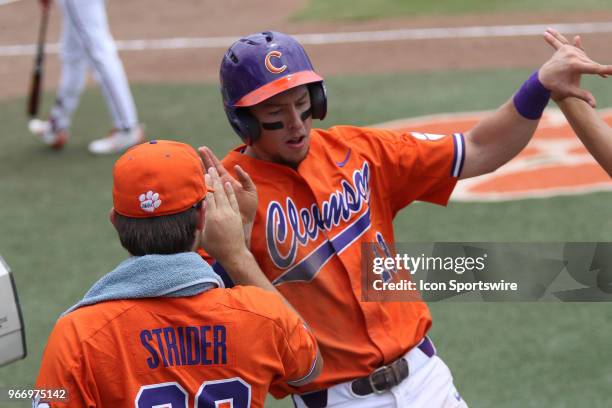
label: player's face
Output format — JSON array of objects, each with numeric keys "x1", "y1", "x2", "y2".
[{"x1": 249, "y1": 85, "x2": 312, "y2": 168}]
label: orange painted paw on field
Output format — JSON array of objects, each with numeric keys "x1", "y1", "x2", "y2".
[{"x1": 378, "y1": 109, "x2": 612, "y2": 201}]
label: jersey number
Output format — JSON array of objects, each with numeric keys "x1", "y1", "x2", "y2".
[
  {"x1": 135, "y1": 378, "x2": 251, "y2": 408},
  {"x1": 371, "y1": 232, "x2": 395, "y2": 282}
]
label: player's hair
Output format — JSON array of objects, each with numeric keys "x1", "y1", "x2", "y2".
[{"x1": 113, "y1": 203, "x2": 202, "y2": 256}]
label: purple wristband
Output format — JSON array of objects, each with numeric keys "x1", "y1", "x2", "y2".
[{"x1": 513, "y1": 71, "x2": 551, "y2": 120}]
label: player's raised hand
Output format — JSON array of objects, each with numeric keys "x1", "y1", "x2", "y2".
[
  {"x1": 200, "y1": 167, "x2": 249, "y2": 265},
  {"x1": 538, "y1": 27, "x2": 612, "y2": 107},
  {"x1": 198, "y1": 146, "x2": 258, "y2": 227},
  {"x1": 544, "y1": 28, "x2": 582, "y2": 51},
  {"x1": 544, "y1": 28, "x2": 607, "y2": 77}
]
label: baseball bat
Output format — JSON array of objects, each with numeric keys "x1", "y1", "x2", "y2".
[{"x1": 27, "y1": 4, "x2": 51, "y2": 118}]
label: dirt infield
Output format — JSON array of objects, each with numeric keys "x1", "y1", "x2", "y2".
[{"x1": 2, "y1": 0, "x2": 612, "y2": 100}]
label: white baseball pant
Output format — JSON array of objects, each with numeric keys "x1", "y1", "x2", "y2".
[
  {"x1": 292, "y1": 338, "x2": 468, "y2": 408},
  {"x1": 52, "y1": 0, "x2": 138, "y2": 131}
]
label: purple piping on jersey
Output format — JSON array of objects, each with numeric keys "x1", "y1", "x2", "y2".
[
  {"x1": 451, "y1": 133, "x2": 465, "y2": 178},
  {"x1": 417, "y1": 336, "x2": 436, "y2": 357},
  {"x1": 336, "y1": 148, "x2": 352, "y2": 167},
  {"x1": 451, "y1": 133, "x2": 465, "y2": 177},
  {"x1": 64, "y1": 0, "x2": 129, "y2": 127}
]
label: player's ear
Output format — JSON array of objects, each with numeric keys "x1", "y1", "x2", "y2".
[
  {"x1": 109, "y1": 208, "x2": 117, "y2": 228},
  {"x1": 192, "y1": 202, "x2": 206, "y2": 251},
  {"x1": 196, "y1": 201, "x2": 206, "y2": 231}
]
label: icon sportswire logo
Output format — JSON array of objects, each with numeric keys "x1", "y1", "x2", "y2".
[{"x1": 375, "y1": 108, "x2": 612, "y2": 201}]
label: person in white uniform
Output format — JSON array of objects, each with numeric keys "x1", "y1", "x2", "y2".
[{"x1": 33, "y1": 0, "x2": 144, "y2": 154}]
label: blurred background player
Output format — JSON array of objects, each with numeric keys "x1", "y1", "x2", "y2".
[
  {"x1": 31, "y1": 0, "x2": 144, "y2": 154},
  {"x1": 34, "y1": 140, "x2": 321, "y2": 407},
  {"x1": 200, "y1": 31, "x2": 612, "y2": 407}
]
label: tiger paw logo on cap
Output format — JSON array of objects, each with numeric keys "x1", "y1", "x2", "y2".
[{"x1": 139, "y1": 190, "x2": 162, "y2": 213}]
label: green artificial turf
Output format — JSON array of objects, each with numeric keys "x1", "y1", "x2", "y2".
[{"x1": 295, "y1": 0, "x2": 612, "y2": 21}]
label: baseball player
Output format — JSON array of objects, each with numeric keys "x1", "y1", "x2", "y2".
[
  {"x1": 31, "y1": 0, "x2": 143, "y2": 154},
  {"x1": 544, "y1": 28, "x2": 612, "y2": 178},
  {"x1": 34, "y1": 140, "x2": 321, "y2": 407},
  {"x1": 199, "y1": 31, "x2": 612, "y2": 407}
]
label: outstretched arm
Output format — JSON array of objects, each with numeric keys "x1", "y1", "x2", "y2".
[
  {"x1": 460, "y1": 30, "x2": 612, "y2": 179},
  {"x1": 460, "y1": 99, "x2": 537, "y2": 179},
  {"x1": 541, "y1": 29, "x2": 612, "y2": 178},
  {"x1": 557, "y1": 97, "x2": 612, "y2": 177}
]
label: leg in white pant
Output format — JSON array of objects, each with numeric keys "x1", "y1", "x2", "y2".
[
  {"x1": 51, "y1": 0, "x2": 88, "y2": 131},
  {"x1": 36, "y1": 0, "x2": 144, "y2": 153},
  {"x1": 58, "y1": 0, "x2": 138, "y2": 130}
]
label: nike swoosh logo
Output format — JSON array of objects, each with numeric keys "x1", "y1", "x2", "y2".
[{"x1": 336, "y1": 148, "x2": 352, "y2": 167}]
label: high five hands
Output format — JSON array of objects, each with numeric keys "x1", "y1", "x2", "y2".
[
  {"x1": 199, "y1": 146, "x2": 257, "y2": 247},
  {"x1": 200, "y1": 167, "x2": 249, "y2": 265},
  {"x1": 539, "y1": 27, "x2": 612, "y2": 108}
]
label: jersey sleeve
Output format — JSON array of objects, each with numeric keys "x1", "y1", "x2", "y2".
[
  {"x1": 244, "y1": 290, "x2": 318, "y2": 397},
  {"x1": 279, "y1": 317, "x2": 319, "y2": 387},
  {"x1": 355, "y1": 127, "x2": 465, "y2": 212},
  {"x1": 34, "y1": 319, "x2": 97, "y2": 407}
]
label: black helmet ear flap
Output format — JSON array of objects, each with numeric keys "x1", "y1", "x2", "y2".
[
  {"x1": 226, "y1": 107, "x2": 261, "y2": 144},
  {"x1": 308, "y1": 82, "x2": 327, "y2": 120}
]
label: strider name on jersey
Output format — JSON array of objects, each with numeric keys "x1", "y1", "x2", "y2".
[{"x1": 140, "y1": 324, "x2": 227, "y2": 368}]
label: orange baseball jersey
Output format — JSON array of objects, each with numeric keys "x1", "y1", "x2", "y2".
[
  {"x1": 221, "y1": 125, "x2": 464, "y2": 394},
  {"x1": 34, "y1": 286, "x2": 318, "y2": 407}
]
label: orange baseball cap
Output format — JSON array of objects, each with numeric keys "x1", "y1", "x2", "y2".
[{"x1": 113, "y1": 140, "x2": 211, "y2": 218}]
